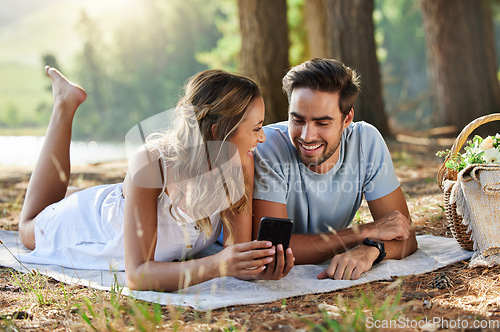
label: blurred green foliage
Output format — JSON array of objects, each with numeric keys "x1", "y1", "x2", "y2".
[
  {"x1": 1, "y1": 0, "x2": 500, "y2": 139},
  {"x1": 374, "y1": 0, "x2": 431, "y2": 130},
  {"x1": 72, "y1": 0, "x2": 221, "y2": 139}
]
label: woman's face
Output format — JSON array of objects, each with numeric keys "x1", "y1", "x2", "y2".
[{"x1": 229, "y1": 96, "x2": 266, "y2": 167}]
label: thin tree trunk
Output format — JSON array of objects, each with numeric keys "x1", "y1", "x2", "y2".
[
  {"x1": 239, "y1": 0, "x2": 289, "y2": 124},
  {"x1": 325, "y1": 0, "x2": 390, "y2": 136},
  {"x1": 421, "y1": 0, "x2": 500, "y2": 134},
  {"x1": 305, "y1": 0, "x2": 328, "y2": 58}
]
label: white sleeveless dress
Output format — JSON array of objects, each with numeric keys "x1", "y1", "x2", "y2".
[{"x1": 20, "y1": 146, "x2": 223, "y2": 271}]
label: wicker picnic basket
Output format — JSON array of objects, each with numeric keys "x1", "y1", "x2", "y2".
[{"x1": 437, "y1": 113, "x2": 500, "y2": 251}]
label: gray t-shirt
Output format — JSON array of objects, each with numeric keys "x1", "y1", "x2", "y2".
[{"x1": 253, "y1": 121, "x2": 400, "y2": 234}]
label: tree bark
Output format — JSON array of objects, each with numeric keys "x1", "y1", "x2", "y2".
[
  {"x1": 420, "y1": 0, "x2": 500, "y2": 134},
  {"x1": 239, "y1": 0, "x2": 289, "y2": 124},
  {"x1": 325, "y1": 0, "x2": 390, "y2": 136},
  {"x1": 304, "y1": 0, "x2": 328, "y2": 58}
]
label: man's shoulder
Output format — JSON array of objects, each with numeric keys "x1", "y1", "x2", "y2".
[
  {"x1": 347, "y1": 121, "x2": 382, "y2": 138},
  {"x1": 346, "y1": 121, "x2": 386, "y2": 147},
  {"x1": 263, "y1": 121, "x2": 289, "y2": 136},
  {"x1": 255, "y1": 121, "x2": 295, "y2": 164},
  {"x1": 259, "y1": 121, "x2": 292, "y2": 150}
]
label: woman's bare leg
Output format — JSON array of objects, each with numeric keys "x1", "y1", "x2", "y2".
[{"x1": 19, "y1": 66, "x2": 87, "y2": 249}]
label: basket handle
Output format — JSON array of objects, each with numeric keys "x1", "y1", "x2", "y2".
[{"x1": 437, "y1": 113, "x2": 500, "y2": 188}]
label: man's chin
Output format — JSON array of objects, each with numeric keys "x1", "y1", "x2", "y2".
[{"x1": 298, "y1": 155, "x2": 321, "y2": 168}]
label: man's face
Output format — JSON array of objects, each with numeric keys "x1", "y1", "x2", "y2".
[{"x1": 288, "y1": 88, "x2": 353, "y2": 174}]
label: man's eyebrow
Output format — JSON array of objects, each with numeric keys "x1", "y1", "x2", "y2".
[{"x1": 289, "y1": 112, "x2": 333, "y2": 122}]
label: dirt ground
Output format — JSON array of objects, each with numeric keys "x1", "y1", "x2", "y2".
[{"x1": 1, "y1": 136, "x2": 500, "y2": 331}]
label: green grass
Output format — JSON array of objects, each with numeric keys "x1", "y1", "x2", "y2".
[
  {"x1": 1, "y1": 261, "x2": 407, "y2": 331},
  {"x1": 304, "y1": 287, "x2": 404, "y2": 332},
  {"x1": 0, "y1": 0, "x2": 127, "y2": 129},
  {"x1": 0, "y1": 126, "x2": 47, "y2": 136},
  {"x1": 0, "y1": 62, "x2": 51, "y2": 126}
]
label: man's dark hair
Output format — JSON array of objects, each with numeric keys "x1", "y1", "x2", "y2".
[{"x1": 282, "y1": 58, "x2": 361, "y2": 116}]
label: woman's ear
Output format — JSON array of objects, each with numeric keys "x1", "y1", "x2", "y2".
[{"x1": 211, "y1": 123, "x2": 218, "y2": 140}]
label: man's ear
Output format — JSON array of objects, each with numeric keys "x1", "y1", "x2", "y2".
[
  {"x1": 211, "y1": 123, "x2": 218, "y2": 140},
  {"x1": 343, "y1": 108, "x2": 354, "y2": 129}
]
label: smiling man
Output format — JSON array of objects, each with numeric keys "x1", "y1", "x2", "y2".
[{"x1": 252, "y1": 58, "x2": 417, "y2": 280}]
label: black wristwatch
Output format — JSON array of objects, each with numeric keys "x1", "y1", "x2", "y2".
[{"x1": 362, "y1": 238, "x2": 386, "y2": 265}]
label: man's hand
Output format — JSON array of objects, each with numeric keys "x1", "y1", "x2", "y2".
[
  {"x1": 364, "y1": 210, "x2": 412, "y2": 242},
  {"x1": 317, "y1": 245, "x2": 379, "y2": 280}
]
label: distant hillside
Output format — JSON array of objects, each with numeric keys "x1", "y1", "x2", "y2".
[{"x1": 0, "y1": 0, "x2": 136, "y2": 128}]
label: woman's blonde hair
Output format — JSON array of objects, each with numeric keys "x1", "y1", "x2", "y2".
[{"x1": 147, "y1": 70, "x2": 261, "y2": 243}]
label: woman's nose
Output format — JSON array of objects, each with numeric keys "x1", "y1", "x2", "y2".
[{"x1": 258, "y1": 131, "x2": 266, "y2": 143}]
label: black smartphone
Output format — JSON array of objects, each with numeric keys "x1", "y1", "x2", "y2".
[{"x1": 257, "y1": 217, "x2": 293, "y2": 251}]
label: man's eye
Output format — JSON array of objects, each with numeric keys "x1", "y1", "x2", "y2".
[
  {"x1": 317, "y1": 122, "x2": 329, "y2": 126},
  {"x1": 292, "y1": 118, "x2": 304, "y2": 123}
]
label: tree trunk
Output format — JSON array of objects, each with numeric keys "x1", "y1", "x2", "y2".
[
  {"x1": 304, "y1": 0, "x2": 328, "y2": 58},
  {"x1": 238, "y1": 0, "x2": 289, "y2": 124},
  {"x1": 421, "y1": 0, "x2": 500, "y2": 135},
  {"x1": 325, "y1": 0, "x2": 390, "y2": 136}
]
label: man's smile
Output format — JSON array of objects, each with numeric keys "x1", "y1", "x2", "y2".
[{"x1": 297, "y1": 140, "x2": 324, "y2": 155}]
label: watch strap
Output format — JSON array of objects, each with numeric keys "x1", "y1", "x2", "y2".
[{"x1": 362, "y1": 238, "x2": 386, "y2": 264}]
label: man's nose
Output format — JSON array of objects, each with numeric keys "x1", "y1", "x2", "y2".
[{"x1": 300, "y1": 123, "x2": 317, "y2": 142}]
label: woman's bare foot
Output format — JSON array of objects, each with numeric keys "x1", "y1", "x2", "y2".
[{"x1": 45, "y1": 66, "x2": 87, "y2": 111}]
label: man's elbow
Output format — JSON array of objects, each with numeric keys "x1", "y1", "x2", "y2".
[{"x1": 394, "y1": 234, "x2": 418, "y2": 259}]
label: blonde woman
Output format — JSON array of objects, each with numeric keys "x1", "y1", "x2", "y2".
[{"x1": 18, "y1": 67, "x2": 294, "y2": 291}]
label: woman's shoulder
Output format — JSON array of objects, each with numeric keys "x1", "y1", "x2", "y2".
[{"x1": 126, "y1": 144, "x2": 165, "y2": 191}]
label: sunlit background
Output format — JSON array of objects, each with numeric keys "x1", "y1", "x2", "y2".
[{"x1": 1, "y1": 0, "x2": 500, "y2": 166}]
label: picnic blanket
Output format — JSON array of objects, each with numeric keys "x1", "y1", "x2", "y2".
[{"x1": 0, "y1": 230, "x2": 472, "y2": 311}]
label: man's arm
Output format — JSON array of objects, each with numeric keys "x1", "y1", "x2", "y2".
[
  {"x1": 253, "y1": 199, "x2": 366, "y2": 264},
  {"x1": 367, "y1": 186, "x2": 417, "y2": 259},
  {"x1": 253, "y1": 187, "x2": 416, "y2": 266},
  {"x1": 316, "y1": 187, "x2": 417, "y2": 280}
]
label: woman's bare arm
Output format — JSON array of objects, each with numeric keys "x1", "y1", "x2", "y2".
[{"x1": 122, "y1": 148, "x2": 275, "y2": 291}]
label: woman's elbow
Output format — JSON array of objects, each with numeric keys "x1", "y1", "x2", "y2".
[
  {"x1": 126, "y1": 271, "x2": 145, "y2": 291},
  {"x1": 125, "y1": 267, "x2": 155, "y2": 291}
]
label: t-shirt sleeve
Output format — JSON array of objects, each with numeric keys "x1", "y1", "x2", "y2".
[
  {"x1": 361, "y1": 124, "x2": 400, "y2": 201},
  {"x1": 253, "y1": 127, "x2": 290, "y2": 205}
]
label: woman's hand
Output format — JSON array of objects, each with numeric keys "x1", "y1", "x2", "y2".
[
  {"x1": 254, "y1": 244, "x2": 295, "y2": 280},
  {"x1": 215, "y1": 241, "x2": 294, "y2": 281},
  {"x1": 215, "y1": 240, "x2": 274, "y2": 278}
]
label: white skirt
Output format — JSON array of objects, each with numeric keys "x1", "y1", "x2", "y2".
[
  {"x1": 19, "y1": 183, "x2": 223, "y2": 271},
  {"x1": 20, "y1": 184, "x2": 127, "y2": 270}
]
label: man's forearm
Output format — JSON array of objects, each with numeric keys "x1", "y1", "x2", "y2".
[
  {"x1": 290, "y1": 217, "x2": 417, "y2": 265},
  {"x1": 290, "y1": 225, "x2": 370, "y2": 264},
  {"x1": 383, "y1": 229, "x2": 418, "y2": 260}
]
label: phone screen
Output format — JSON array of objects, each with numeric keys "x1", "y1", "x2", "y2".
[{"x1": 257, "y1": 217, "x2": 293, "y2": 251}]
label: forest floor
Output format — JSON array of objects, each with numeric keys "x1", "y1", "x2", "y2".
[{"x1": 1, "y1": 134, "x2": 500, "y2": 331}]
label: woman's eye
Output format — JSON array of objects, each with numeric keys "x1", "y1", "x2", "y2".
[{"x1": 253, "y1": 127, "x2": 262, "y2": 132}]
